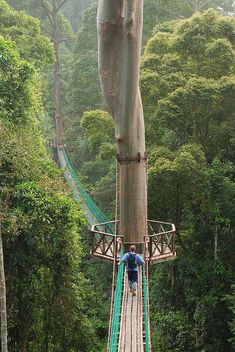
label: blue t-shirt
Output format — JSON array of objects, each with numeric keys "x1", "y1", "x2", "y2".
[{"x1": 121, "y1": 252, "x2": 144, "y2": 271}]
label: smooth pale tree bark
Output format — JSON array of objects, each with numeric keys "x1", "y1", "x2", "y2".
[
  {"x1": 0, "y1": 223, "x2": 8, "y2": 352},
  {"x1": 97, "y1": 0, "x2": 147, "y2": 247},
  {"x1": 41, "y1": 0, "x2": 69, "y2": 146}
]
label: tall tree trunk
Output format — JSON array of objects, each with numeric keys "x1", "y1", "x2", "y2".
[
  {"x1": 97, "y1": 0, "x2": 147, "y2": 248},
  {"x1": 41, "y1": 1, "x2": 69, "y2": 147},
  {"x1": 54, "y1": 40, "x2": 63, "y2": 147},
  {"x1": 41, "y1": 0, "x2": 68, "y2": 146},
  {"x1": 52, "y1": 0, "x2": 63, "y2": 147},
  {"x1": 0, "y1": 224, "x2": 8, "y2": 352}
]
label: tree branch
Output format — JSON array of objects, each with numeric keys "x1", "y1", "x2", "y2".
[
  {"x1": 42, "y1": 29, "x2": 53, "y2": 38},
  {"x1": 41, "y1": 0, "x2": 53, "y2": 26},
  {"x1": 186, "y1": 0, "x2": 211, "y2": 11},
  {"x1": 59, "y1": 37, "x2": 71, "y2": 43},
  {"x1": 159, "y1": 3, "x2": 185, "y2": 19},
  {"x1": 56, "y1": 0, "x2": 69, "y2": 12},
  {"x1": 198, "y1": 0, "x2": 212, "y2": 10}
]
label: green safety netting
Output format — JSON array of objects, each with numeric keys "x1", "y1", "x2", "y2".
[
  {"x1": 109, "y1": 248, "x2": 124, "y2": 352},
  {"x1": 61, "y1": 147, "x2": 107, "y2": 223},
  {"x1": 142, "y1": 264, "x2": 150, "y2": 352}
]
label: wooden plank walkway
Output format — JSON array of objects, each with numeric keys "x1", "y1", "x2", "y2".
[{"x1": 118, "y1": 267, "x2": 144, "y2": 352}]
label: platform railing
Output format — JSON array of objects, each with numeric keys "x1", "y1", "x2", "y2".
[
  {"x1": 147, "y1": 220, "x2": 176, "y2": 264},
  {"x1": 91, "y1": 220, "x2": 176, "y2": 263},
  {"x1": 91, "y1": 221, "x2": 123, "y2": 261}
]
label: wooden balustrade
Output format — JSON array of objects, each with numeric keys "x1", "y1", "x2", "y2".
[
  {"x1": 146, "y1": 220, "x2": 176, "y2": 264},
  {"x1": 91, "y1": 219, "x2": 176, "y2": 263}
]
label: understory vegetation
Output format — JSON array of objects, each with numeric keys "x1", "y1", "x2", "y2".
[{"x1": 0, "y1": 0, "x2": 234, "y2": 351}]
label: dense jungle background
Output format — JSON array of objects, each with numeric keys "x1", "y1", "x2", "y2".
[{"x1": 0, "y1": 0, "x2": 234, "y2": 351}]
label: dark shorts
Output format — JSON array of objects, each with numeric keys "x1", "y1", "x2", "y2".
[{"x1": 127, "y1": 270, "x2": 138, "y2": 283}]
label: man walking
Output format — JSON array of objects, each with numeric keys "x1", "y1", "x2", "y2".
[{"x1": 119, "y1": 245, "x2": 144, "y2": 296}]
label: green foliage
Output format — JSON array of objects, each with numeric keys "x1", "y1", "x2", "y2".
[
  {"x1": 141, "y1": 10, "x2": 235, "y2": 161},
  {"x1": 7, "y1": 0, "x2": 94, "y2": 32},
  {"x1": 5, "y1": 183, "x2": 96, "y2": 352},
  {"x1": 225, "y1": 285, "x2": 235, "y2": 348},
  {"x1": 80, "y1": 110, "x2": 114, "y2": 145},
  {"x1": 6, "y1": 0, "x2": 75, "y2": 42},
  {"x1": 0, "y1": 37, "x2": 103, "y2": 351},
  {"x1": 61, "y1": 0, "x2": 94, "y2": 32},
  {"x1": 0, "y1": 0, "x2": 54, "y2": 67},
  {"x1": 0, "y1": 38, "x2": 40, "y2": 124},
  {"x1": 0, "y1": 0, "x2": 56, "y2": 139},
  {"x1": 2, "y1": 2, "x2": 234, "y2": 351},
  {"x1": 148, "y1": 144, "x2": 208, "y2": 225},
  {"x1": 66, "y1": 0, "x2": 210, "y2": 161},
  {"x1": 143, "y1": 10, "x2": 235, "y2": 351},
  {"x1": 3, "y1": 0, "x2": 76, "y2": 142},
  {"x1": 66, "y1": 3, "x2": 102, "y2": 128},
  {"x1": 157, "y1": 77, "x2": 235, "y2": 159},
  {"x1": 78, "y1": 110, "x2": 116, "y2": 219},
  {"x1": 152, "y1": 310, "x2": 195, "y2": 352},
  {"x1": 65, "y1": 0, "x2": 233, "y2": 170}
]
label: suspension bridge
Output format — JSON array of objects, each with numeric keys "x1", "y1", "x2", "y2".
[{"x1": 57, "y1": 145, "x2": 176, "y2": 352}]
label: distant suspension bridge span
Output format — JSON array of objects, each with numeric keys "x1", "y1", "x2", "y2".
[{"x1": 57, "y1": 146, "x2": 176, "y2": 352}]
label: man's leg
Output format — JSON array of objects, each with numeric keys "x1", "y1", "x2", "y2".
[
  {"x1": 132, "y1": 271, "x2": 138, "y2": 296},
  {"x1": 127, "y1": 270, "x2": 133, "y2": 292}
]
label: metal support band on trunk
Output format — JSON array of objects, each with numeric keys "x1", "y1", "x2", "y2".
[{"x1": 116, "y1": 152, "x2": 147, "y2": 163}]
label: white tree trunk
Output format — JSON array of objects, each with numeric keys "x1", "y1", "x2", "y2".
[
  {"x1": 97, "y1": 0, "x2": 147, "y2": 247},
  {"x1": 0, "y1": 224, "x2": 8, "y2": 352}
]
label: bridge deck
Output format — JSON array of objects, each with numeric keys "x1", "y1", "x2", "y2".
[{"x1": 118, "y1": 267, "x2": 144, "y2": 352}]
